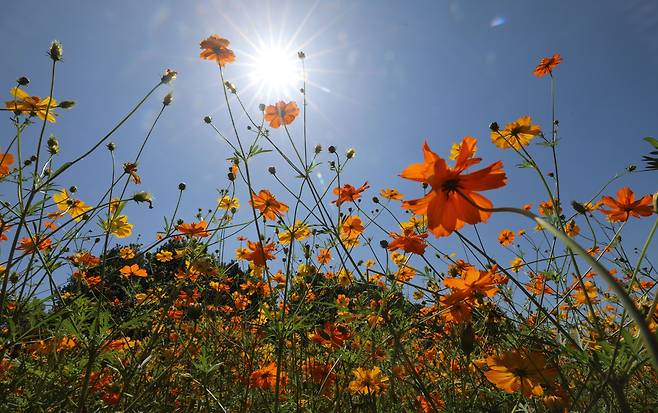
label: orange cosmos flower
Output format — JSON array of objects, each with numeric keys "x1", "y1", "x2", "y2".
[
  {"x1": 263, "y1": 101, "x2": 300, "y2": 128},
  {"x1": 400, "y1": 137, "x2": 507, "y2": 237},
  {"x1": 177, "y1": 220, "x2": 210, "y2": 237},
  {"x1": 498, "y1": 229, "x2": 514, "y2": 246},
  {"x1": 250, "y1": 362, "x2": 287, "y2": 391},
  {"x1": 380, "y1": 188, "x2": 403, "y2": 200},
  {"x1": 250, "y1": 189, "x2": 289, "y2": 221},
  {"x1": 119, "y1": 264, "x2": 147, "y2": 278},
  {"x1": 599, "y1": 187, "x2": 653, "y2": 222},
  {"x1": 387, "y1": 228, "x2": 428, "y2": 255},
  {"x1": 333, "y1": 182, "x2": 370, "y2": 206},
  {"x1": 484, "y1": 351, "x2": 557, "y2": 397},
  {"x1": 199, "y1": 35, "x2": 235, "y2": 66},
  {"x1": 339, "y1": 215, "x2": 364, "y2": 246},
  {"x1": 317, "y1": 248, "x2": 332, "y2": 264},
  {"x1": 244, "y1": 241, "x2": 276, "y2": 267},
  {"x1": 309, "y1": 322, "x2": 351, "y2": 349},
  {"x1": 18, "y1": 236, "x2": 52, "y2": 253},
  {"x1": 526, "y1": 275, "x2": 555, "y2": 295},
  {"x1": 0, "y1": 151, "x2": 14, "y2": 177},
  {"x1": 491, "y1": 116, "x2": 541, "y2": 149},
  {"x1": 532, "y1": 53, "x2": 563, "y2": 77},
  {"x1": 5, "y1": 87, "x2": 58, "y2": 122},
  {"x1": 444, "y1": 265, "x2": 503, "y2": 298}
]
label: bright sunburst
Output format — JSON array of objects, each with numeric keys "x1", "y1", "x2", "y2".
[{"x1": 247, "y1": 44, "x2": 302, "y2": 100}]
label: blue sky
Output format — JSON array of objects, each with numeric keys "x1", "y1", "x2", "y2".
[{"x1": 2, "y1": 0, "x2": 657, "y2": 284}]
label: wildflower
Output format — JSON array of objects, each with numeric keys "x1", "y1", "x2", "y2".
[
  {"x1": 177, "y1": 220, "x2": 210, "y2": 237},
  {"x1": 250, "y1": 189, "x2": 289, "y2": 221},
  {"x1": 132, "y1": 191, "x2": 153, "y2": 208},
  {"x1": 340, "y1": 215, "x2": 364, "y2": 246},
  {"x1": 123, "y1": 162, "x2": 141, "y2": 184},
  {"x1": 509, "y1": 257, "x2": 524, "y2": 272},
  {"x1": 303, "y1": 360, "x2": 337, "y2": 390},
  {"x1": 526, "y1": 275, "x2": 555, "y2": 295},
  {"x1": 156, "y1": 250, "x2": 173, "y2": 262},
  {"x1": 263, "y1": 101, "x2": 300, "y2": 128},
  {"x1": 444, "y1": 266, "x2": 503, "y2": 298},
  {"x1": 395, "y1": 265, "x2": 416, "y2": 283},
  {"x1": 599, "y1": 187, "x2": 653, "y2": 222},
  {"x1": 161, "y1": 68, "x2": 178, "y2": 84},
  {"x1": 18, "y1": 236, "x2": 52, "y2": 253},
  {"x1": 5, "y1": 87, "x2": 58, "y2": 122},
  {"x1": 333, "y1": 182, "x2": 369, "y2": 206},
  {"x1": 119, "y1": 247, "x2": 135, "y2": 260},
  {"x1": 572, "y1": 281, "x2": 598, "y2": 305},
  {"x1": 498, "y1": 229, "x2": 514, "y2": 246},
  {"x1": 278, "y1": 220, "x2": 311, "y2": 244},
  {"x1": 491, "y1": 116, "x2": 541, "y2": 149},
  {"x1": 250, "y1": 362, "x2": 287, "y2": 391},
  {"x1": 532, "y1": 53, "x2": 563, "y2": 77},
  {"x1": 119, "y1": 264, "x2": 147, "y2": 278},
  {"x1": 348, "y1": 366, "x2": 389, "y2": 395},
  {"x1": 244, "y1": 241, "x2": 276, "y2": 267},
  {"x1": 400, "y1": 215, "x2": 427, "y2": 232},
  {"x1": 102, "y1": 215, "x2": 133, "y2": 238},
  {"x1": 199, "y1": 35, "x2": 235, "y2": 66},
  {"x1": 217, "y1": 195, "x2": 239, "y2": 210},
  {"x1": 53, "y1": 189, "x2": 90, "y2": 222},
  {"x1": 0, "y1": 151, "x2": 14, "y2": 177},
  {"x1": 309, "y1": 322, "x2": 352, "y2": 349},
  {"x1": 387, "y1": 229, "x2": 428, "y2": 255},
  {"x1": 484, "y1": 351, "x2": 557, "y2": 397},
  {"x1": 539, "y1": 199, "x2": 561, "y2": 216},
  {"x1": 317, "y1": 248, "x2": 331, "y2": 264},
  {"x1": 450, "y1": 136, "x2": 477, "y2": 160},
  {"x1": 380, "y1": 188, "x2": 403, "y2": 200},
  {"x1": 564, "y1": 220, "x2": 580, "y2": 237},
  {"x1": 401, "y1": 137, "x2": 507, "y2": 237}
]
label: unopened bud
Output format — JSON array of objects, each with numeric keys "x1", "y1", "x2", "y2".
[
  {"x1": 69, "y1": 186, "x2": 77, "y2": 193},
  {"x1": 178, "y1": 182, "x2": 186, "y2": 191},
  {"x1": 346, "y1": 148, "x2": 356, "y2": 159},
  {"x1": 106, "y1": 142, "x2": 116, "y2": 151},
  {"x1": 653, "y1": 192, "x2": 658, "y2": 214},
  {"x1": 268, "y1": 166, "x2": 276, "y2": 175},
  {"x1": 227, "y1": 172, "x2": 235, "y2": 181},
  {"x1": 163, "y1": 92, "x2": 173, "y2": 106},
  {"x1": 49, "y1": 40, "x2": 63, "y2": 61},
  {"x1": 298, "y1": 51, "x2": 306, "y2": 59},
  {"x1": 571, "y1": 201, "x2": 587, "y2": 215},
  {"x1": 258, "y1": 103, "x2": 266, "y2": 112},
  {"x1": 47, "y1": 135, "x2": 60, "y2": 155},
  {"x1": 203, "y1": 116, "x2": 212, "y2": 124},
  {"x1": 372, "y1": 197, "x2": 379, "y2": 204},
  {"x1": 161, "y1": 68, "x2": 178, "y2": 84},
  {"x1": 379, "y1": 240, "x2": 389, "y2": 249},
  {"x1": 224, "y1": 81, "x2": 237, "y2": 93},
  {"x1": 17, "y1": 76, "x2": 29, "y2": 86},
  {"x1": 328, "y1": 145, "x2": 336, "y2": 154},
  {"x1": 314, "y1": 144, "x2": 322, "y2": 154},
  {"x1": 626, "y1": 164, "x2": 637, "y2": 172},
  {"x1": 489, "y1": 121, "x2": 499, "y2": 132},
  {"x1": 133, "y1": 191, "x2": 153, "y2": 208},
  {"x1": 58, "y1": 101, "x2": 76, "y2": 109}
]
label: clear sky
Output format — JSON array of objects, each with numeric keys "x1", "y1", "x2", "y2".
[{"x1": 2, "y1": 1, "x2": 657, "y2": 284}]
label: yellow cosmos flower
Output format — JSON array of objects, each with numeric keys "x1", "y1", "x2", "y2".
[
  {"x1": 156, "y1": 250, "x2": 173, "y2": 262},
  {"x1": 5, "y1": 87, "x2": 58, "y2": 123},
  {"x1": 492, "y1": 116, "x2": 541, "y2": 149},
  {"x1": 218, "y1": 195, "x2": 240, "y2": 210},
  {"x1": 278, "y1": 220, "x2": 311, "y2": 245},
  {"x1": 348, "y1": 366, "x2": 389, "y2": 395},
  {"x1": 102, "y1": 215, "x2": 134, "y2": 238},
  {"x1": 53, "y1": 189, "x2": 91, "y2": 222},
  {"x1": 119, "y1": 247, "x2": 135, "y2": 260}
]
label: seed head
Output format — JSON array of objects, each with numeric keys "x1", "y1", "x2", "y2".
[{"x1": 49, "y1": 40, "x2": 63, "y2": 61}]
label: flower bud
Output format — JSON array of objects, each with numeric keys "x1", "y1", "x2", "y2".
[
  {"x1": 203, "y1": 116, "x2": 212, "y2": 124},
  {"x1": 161, "y1": 68, "x2": 178, "y2": 84},
  {"x1": 259, "y1": 103, "x2": 266, "y2": 112},
  {"x1": 626, "y1": 164, "x2": 637, "y2": 172},
  {"x1": 372, "y1": 197, "x2": 379, "y2": 204},
  {"x1": 178, "y1": 182, "x2": 186, "y2": 191},
  {"x1": 314, "y1": 144, "x2": 322, "y2": 154},
  {"x1": 69, "y1": 186, "x2": 77, "y2": 193},
  {"x1": 328, "y1": 145, "x2": 336, "y2": 154},
  {"x1": 106, "y1": 142, "x2": 116, "y2": 151},
  {"x1": 571, "y1": 201, "x2": 587, "y2": 215},
  {"x1": 17, "y1": 76, "x2": 29, "y2": 86},
  {"x1": 163, "y1": 92, "x2": 173, "y2": 106},
  {"x1": 268, "y1": 166, "x2": 276, "y2": 175},
  {"x1": 489, "y1": 121, "x2": 499, "y2": 132},
  {"x1": 47, "y1": 135, "x2": 60, "y2": 155},
  {"x1": 346, "y1": 148, "x2": 356, "y2": 159},
  {"x1": 58, "y1": 101, "x2": 76, "y2": 109},
  {"x1": 298, "y1": 51, "x2": 306, "y2": 59},
  {"x1": 133, "y1": 191, "x2": 153, "y2": 208},
  {"x1": 653, "y1": 192, "x2": 658, "y2": 214},
  {"x1": 379, "y1": 240, "x2": 389, "y2": 249},
  {"x1": 227, "y1": 172, "x2": 235, "y2": 181},
  {"x1": 224, "y1": 81, "x2": 237, "y2": 93},
  {"x1": 49, "y1": 40, "x2": 63, "y2": 61}
]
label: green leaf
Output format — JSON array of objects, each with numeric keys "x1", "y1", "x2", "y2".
[{"x1": 644, "y1": 137, "x2": 658, "y2": 149}]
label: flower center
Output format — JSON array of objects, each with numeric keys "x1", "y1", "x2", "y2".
[{"x1": 441, "y1": 178, "x2": 460, "y2": 194}]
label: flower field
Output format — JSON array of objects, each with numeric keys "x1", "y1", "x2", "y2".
[{"x1": 0, "y1": 35, "x2": 657, "y2": 412}]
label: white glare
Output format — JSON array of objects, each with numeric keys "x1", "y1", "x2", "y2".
[{"x1": 249, "y1": 46, "x2": 301, "y2": 99}]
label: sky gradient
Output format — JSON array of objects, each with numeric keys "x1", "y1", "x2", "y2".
[{"x1": 2, "y1": 0, "x2": 657, "y2": 284}]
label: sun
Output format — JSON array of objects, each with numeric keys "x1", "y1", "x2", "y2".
[{"x1": 248, "y1": 44, "x2": 302, "y2": 99}]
